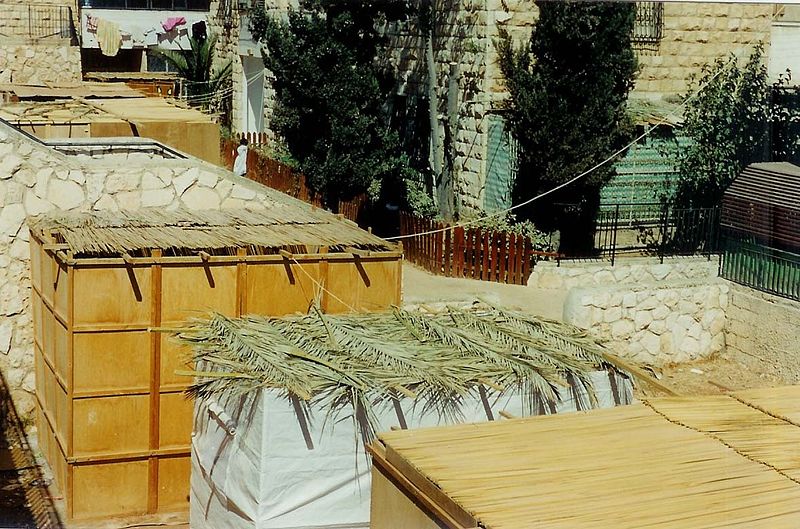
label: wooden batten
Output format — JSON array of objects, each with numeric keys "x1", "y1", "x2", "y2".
[{"x1": 30, "y1": 228, "x2": 402, "y2": 521}]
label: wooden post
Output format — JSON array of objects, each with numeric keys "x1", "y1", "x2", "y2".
[
  {"x1": 454, "y1": 227, "x2": 464, "y2": 277},
  {"x1": 498, "y1": 232, "x2": 508, "y2": 283},
  {"x1": 148, "y1": 248, "x2": 163, "y2": 513},
  {"x1": 507, "y1": 233, "x2": 518, "y2": 285}
]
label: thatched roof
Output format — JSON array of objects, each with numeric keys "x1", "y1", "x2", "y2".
[
  {"x1": 28, "y1": 208, "x2": 392, "y2": 257},
  {"x1": 374, "y1": 385, "x2": 800, "y2": 529},
  {"x1": 177, "y1": 302, "x2": 633, "y2": 440}
]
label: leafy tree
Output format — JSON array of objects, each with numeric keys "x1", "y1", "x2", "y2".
[
  {"x1": 675, "y1": 45, "x2": 799, "y2": 210},
  {"x1": 153, "y1": 33, "x2": 232, "y2": 120},
  {"x1": 248, "y1": 1, "x2": 414, "y2": 209},
  {"x1": 497, "y1": 1, "x2": 637, "y2": 254}
]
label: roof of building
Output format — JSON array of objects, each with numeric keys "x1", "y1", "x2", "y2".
[
  {"x1": 721, "y1": 162, "x2": 800, "y2": 248},
  {"x1": 375, "y1": 385, "x2": 800, "y2": 529},
  {"x1": 28, "y1": 208, "x2": 392, "y2": 256},
  {"x1": 0, "y1": 82, "x2": 145, "y2": 100}
]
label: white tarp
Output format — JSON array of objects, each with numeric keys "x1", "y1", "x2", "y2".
[{"x1": 191, "y1": 371, "x2": 633, "y2": 529}]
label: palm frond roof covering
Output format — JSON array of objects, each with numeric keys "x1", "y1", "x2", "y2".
[
  {"x1": 28, "y1": 208, "x2": 392, "y2": 257},
  {"x1": 179, "y1": 303, "x2": 634, "y2": 440}
]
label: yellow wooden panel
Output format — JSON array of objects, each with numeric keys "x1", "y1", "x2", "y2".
[
  {"x1": 34, "y1": 346, "x2": 46, "y2": 411},
  {"x1": 55, "y1": 384, "x2": 69, "y2": 450},
  {"x1": 54, "y1": 321, "x2": 69, "y2": 385},
  {"x1": 160, "y1": 339, "x2": 192, "y2": 388},
  {"x1": 32, "y1": 293, "x2": 43, "y2": 347},
  {"x1": 42, "y1": 306, "x2": 55, "y2": 367},
  {"x1": 370, "y1": 466, "x2": 443, "y2": 529},
  {"x1": 43, "y1": 361, "x2": 56, "y2": 426},
  {"x1": 74, "y1": 331, "x2": 150, "y2": 394},
  {"x1": 41, "y1": 249, "x2": 56, "y2": 306},
  {"x1": 159, "y1": 393, "x2": 193, "y2": 449},
  {"x1": 157, "y1": 456, "x2": 191, "y2": 512},
  {"x1": 73, "y1": 267, "x2": 152, "y2": 326},
  {"x1": 246, "y1": 261, "x2": 321, "y2": 316},
  {"x1": 71, "y1": 460, "x2": 149, "y2": 519},
  {"x1": 53, "y1": 261, "x2": 69, "y2": 322},
  {"x1": 30, "y1": 235, "x2": 42, "y2": 292},
  {"x1": 161, "y1": 265, "x2": 237, "y2": 323},
  {"x1": 73, "y1": 395, "x2": 150, "y2": 456},
  {"x1": 54, "y1": 450, "x2": 67, "y2": 500},
  {"x1": 325, "y1": 259, "x2": 400, "y2": 313}
]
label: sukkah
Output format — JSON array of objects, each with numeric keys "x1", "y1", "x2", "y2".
[
  {"x1": 29, "y1": 207, "x2": 391, "y2": 257},
  {"x1": 371, "y1": 386, "x2": 800, "y2": 529},
  {"x1": 180, "y1": 302, "x2": 635, "y2": 441}
]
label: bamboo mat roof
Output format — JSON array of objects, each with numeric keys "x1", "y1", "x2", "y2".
[
  {"x1": 0, "y1": 97, "x2": 212, "y2": 124},
  {"x1": 29, "y1": 208, "x2": 392, "y2": 256},
  {"x1": 179, "y1": 303, "x2": 632, "y2": 440},
  {"x1": 376, "y1": 386, "x2": 800, "y2": 529}
]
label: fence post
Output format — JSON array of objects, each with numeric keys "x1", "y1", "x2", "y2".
[{"x1": 610, "y1": 204, "x2": 619, "y2": 267}]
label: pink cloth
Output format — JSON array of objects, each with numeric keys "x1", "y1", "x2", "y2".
[{"x1": 161, "y1": 16, "x2": 186, "y2": 32}]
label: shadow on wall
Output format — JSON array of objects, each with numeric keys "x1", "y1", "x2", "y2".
[{"x1": 0, "y1": 372, "x2": 62, "y2": 529}]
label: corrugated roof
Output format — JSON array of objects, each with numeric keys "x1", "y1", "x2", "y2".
[
  {"x1": 721, "y1": 162, "x2": 800, "y2": 249},
  {"x1": 28, "y1": 208, "x2": 392, "y2": 256},
  {"x1": 375, "y1": 385, "x2": 800, "y2": 529}
]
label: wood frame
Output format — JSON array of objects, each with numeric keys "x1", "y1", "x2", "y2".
[{"x1": 30, "y1": 229, "x2": 402, "y2": 521}]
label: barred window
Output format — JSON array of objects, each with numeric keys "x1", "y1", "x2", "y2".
[{"x1": 633, "y1": 1, "x2": 664, "y2": 48}]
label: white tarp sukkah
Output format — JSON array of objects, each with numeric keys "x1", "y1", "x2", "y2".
[{"x1": 190, "y1": 371, "x2": 633, "y2": 529}]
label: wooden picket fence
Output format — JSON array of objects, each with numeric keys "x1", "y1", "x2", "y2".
[
  {"x1": 236, "y1": 131, "x2": 270, "y2": 146},
  {"x1": 399, "y1": 212, "x2": 561, "y2": 285},
  {"x1": 221, "y1": 137, "x2": 366, "y2": 222}
]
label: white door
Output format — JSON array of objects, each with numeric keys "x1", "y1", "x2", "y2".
[{"x1": 240, "y1": 55, "x2": 265, "y2": 133}]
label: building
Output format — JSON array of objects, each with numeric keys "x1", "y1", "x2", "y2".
[
  {"x1": 0, "y1": 0, "x2": 82, "y2": 85},
  {"x1": 215, "y1": 2, "x2": 798, "y2": 216}
]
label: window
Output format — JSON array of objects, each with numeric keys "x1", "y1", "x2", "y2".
[
  {"x1": 633, "y1": 1, "x2": 664, "y2": 48},
  {"x1": 79, "y1": 0, "x2": 209, "y2": 10}
]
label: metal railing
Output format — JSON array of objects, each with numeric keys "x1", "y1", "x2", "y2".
[
  {"x1": 720, "y1": 237, "x2": 800, "y2": 301},
  {"x1": 0, "y1": 4, "x2": 74, "y2": 40},
  {"x1": 595, "y1": 203, "x2": 720, "y2": 265},
  {"x1": 633, "y1": 1, "x2": 664, "y2": 47}
]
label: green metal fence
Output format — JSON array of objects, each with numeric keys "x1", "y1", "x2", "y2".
[{"x1": 720, "y1": 238, "x2": 800, "y2": 301}]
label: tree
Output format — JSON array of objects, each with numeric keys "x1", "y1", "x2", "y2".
[
  {"x1": 497, "y1": 1, "x2": 637, "y2": 254},
  {"x1": 249, "y1": 1, "x2": 413, "y2": 210},
  {"x1": 153, "y1": 33, "x2": 232, "y2": 121},
  {"x1": 674, "y1": 45, "x2": 799, "y2": 210}
]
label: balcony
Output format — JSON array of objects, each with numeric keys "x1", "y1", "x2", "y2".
[{"x1": 0, "y1": 4, "x2": 75, "y2": 42}]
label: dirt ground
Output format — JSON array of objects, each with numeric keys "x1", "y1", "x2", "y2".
[{"x1": 403, "y1": 262, "x2": 799, "y2": 398}]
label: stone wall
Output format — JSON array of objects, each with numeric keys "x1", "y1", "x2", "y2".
[
  {"x1": 635, "y1": 2, "x2": 773, "y2": 99},
  {"x1": 563, "y1": 280, "x2": 728, "y2": 366},
  {"x1": 0, "y1": 121, "x2": 300, "y2": 420},
  {"x1": 527, "y1": 256, "x2": 719, "y2": 290},
  {"x1": 725, "y1": 282, "x2": 800, "y2": 377},
  {"x1": 0, "y1": 44, "x2": 81, "y2": 85}
]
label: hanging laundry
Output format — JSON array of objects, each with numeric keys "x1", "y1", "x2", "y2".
[
  {"x1": 143, "y1": 27, "x2": 158, "y2": 46},
  {"x1": 96, "y1": 18, "x2": 122, "y2": 57},
  {"x1": 161, "y1": 16, "x2": 186, "y2": 33},
  {"x1": 85, "y1": 14, "x2": 98, "y2": 33}
]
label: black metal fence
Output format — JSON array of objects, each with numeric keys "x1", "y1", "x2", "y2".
[
  {"x1": 594, "y1": 203, "x2": 720, "y2": 265},
  {"x1": 720, "y1": 237, "x2": 800, "y2": 302},
  {"x1": 0, "y1": 4, "x2": 74, "y2": 40}
]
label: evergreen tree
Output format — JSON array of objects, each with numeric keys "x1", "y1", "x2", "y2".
[
  {"x1": 497, "y1": 2, "x2": 637, "y2": 254},
  {"x1": 249, "y1": 1, "x2": 413, "y2": 209}
]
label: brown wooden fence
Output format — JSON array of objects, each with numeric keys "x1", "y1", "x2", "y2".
[
  {"x1": 399, "y1": 212, "x2": 560, "y2": 285},
  {"x1": 221, "y1": 137, "x2": 365, "y2": 221}
]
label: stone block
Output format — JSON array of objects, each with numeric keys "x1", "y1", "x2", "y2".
[
  {"x1": 610, "y1": 319, "x2": 634, "y2": 340},
  {"x1": 47, "y1": 179, "x2": 84, "y2": 210},
  {"x1": 603, "y1": 306, "x2": 622, "y2": 323},
  {"x1": 182, "y1": 185, "x2": 221, "y2": 209},
  {"x1": 634, "y1": 310, "x2": 653, "y2": 330}
]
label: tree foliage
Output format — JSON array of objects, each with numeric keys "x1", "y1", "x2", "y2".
[
  {"x1": 153, "y1": 33, "x2": 232, "y2": 118},
  {"x1": 249, "y1": 1, "x2": 414, "y2": 209},
  {"x1": 497, "y1": 1, "x2": 637, "y2": 254},
  {"x1": 675, "y1": 45, "x2": 800, "y2": 210}
]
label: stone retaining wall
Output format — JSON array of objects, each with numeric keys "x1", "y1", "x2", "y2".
[
  {"x1": 725, "y1": 282, "x2": 800, "y2": 380},
  {"x1": 563, "y1": 280, "x2": 728, "y2": 366},
  {"x1": 0, "y1": 44, "x2": 81, "y2": 85},
  {"x1": 0, "y1": 122, "x2": 306, "y2": 420},
  {"x1": 527, "y1": 256, "x2": 719, "y2": 290}
]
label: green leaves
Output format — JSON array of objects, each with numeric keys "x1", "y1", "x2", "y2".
[
  {"x1": 249, "y1": 2, "x2": 413, "y2": 209},
  {"x1": 496, "y1": 1, "x2": 638, "y2": 254},
  {"x1": 675, "y1": 45, "x2": 800, "y2": 211}
]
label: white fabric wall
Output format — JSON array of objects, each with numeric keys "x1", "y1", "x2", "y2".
[{"x1": 191, "y1": 371, "x2": 632, "y2": 529}]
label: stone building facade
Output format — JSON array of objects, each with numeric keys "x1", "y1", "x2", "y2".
[
  {"x1": 0, "y1": 0, "x2": 82, "y2": 85},
  {"x1": 0, "y1": 119, "x2": 320, "y2": 421},
  {"x1": 215, "y1": 1, "x2": 777, "y2": 215}
]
